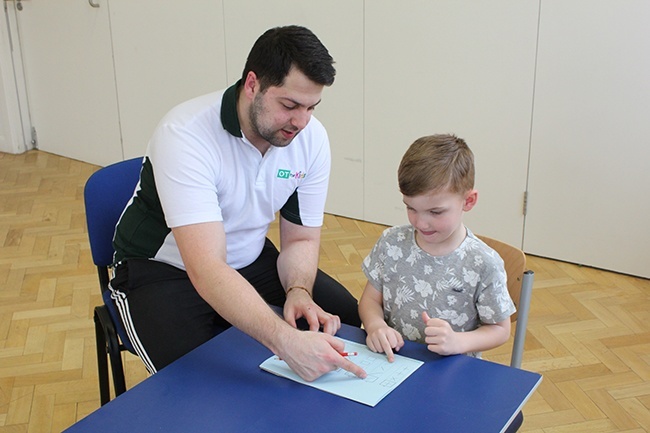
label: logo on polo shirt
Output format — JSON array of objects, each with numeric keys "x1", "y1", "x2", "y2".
[{"x1": 277, "y1": 169, "x2": 306, "y2": 179}]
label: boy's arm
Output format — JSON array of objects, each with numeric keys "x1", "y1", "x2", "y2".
[
  {"x1": 422, "y1": 313, "x2": 511, "y2": 355},
  {"x1": 359, "y1": 281, "x2": 404, "y2": 361}
]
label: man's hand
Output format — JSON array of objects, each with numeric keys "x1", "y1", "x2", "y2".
[
  {"x1": 276, "y1": 330, "x2": 367, "y2": 382},
  {"x1": 283, "y1": 287, "x2": 341, "y2": 335}
]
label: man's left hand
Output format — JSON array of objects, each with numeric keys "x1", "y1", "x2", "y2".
[{"x1": 283, "y1": 288, "x2": 341, "y2": 335}]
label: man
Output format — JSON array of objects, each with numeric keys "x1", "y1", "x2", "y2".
[{"x1": 110, "y1": 25, "x2": 366, "y2": 381}]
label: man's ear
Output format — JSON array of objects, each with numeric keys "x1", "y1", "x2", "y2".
[
  {"x1": 463, "y1": 189, "x2": 478, "y2": 211},
  {"x1": 243, "y1": 71, "x2": 259, "y2": 98}
]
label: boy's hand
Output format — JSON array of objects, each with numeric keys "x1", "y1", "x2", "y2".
[
  {"x1": 365, "y1": 325, "x2": 404, "y2": 362},
  {"x1": 422, "y1": 312, "x2": 461, "y2": 355}
]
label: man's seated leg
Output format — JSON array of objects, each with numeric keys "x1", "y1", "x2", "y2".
[
  {"x1": 311, "y1": 269, "x2": 361, "y2": 327},
  {"x1": 111, "y1": 259, "x2": 228, "y2": 372}
]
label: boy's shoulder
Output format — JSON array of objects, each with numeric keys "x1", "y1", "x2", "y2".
[
  {"x1": 380, "y1": 224, "x2": 413, "y2": 240},
  {"x1": 463, "y1": 228, "x2": 505, "y2": 267}
]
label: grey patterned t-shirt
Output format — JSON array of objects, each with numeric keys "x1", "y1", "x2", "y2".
[{"x1": 362, "y1": 225, "x2": 516, "y2": 357}]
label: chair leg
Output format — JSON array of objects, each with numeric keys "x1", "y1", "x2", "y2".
[
  {"x1": 94, "y1": 305, "x2": 128, "y2": 400},
  {"x1": 511, "y1": 270, "x2": 534, "y2": 369},
  {"x1": 108, "y1": 339, "x2": 127, "y2": 397},
  {"x1": 94, "y1": 307, "x2": 111, "y2": 406}
]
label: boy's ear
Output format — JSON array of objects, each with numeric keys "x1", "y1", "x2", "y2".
[{"x1": 463, "y1": 189, "x2": 478, "y2": 211}]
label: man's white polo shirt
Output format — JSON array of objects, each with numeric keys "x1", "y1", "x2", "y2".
[{"x1": 114, "y1": 81, "x2": 331, "y2": 270}]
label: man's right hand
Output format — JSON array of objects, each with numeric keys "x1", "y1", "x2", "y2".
[{"x1": 276, "y1": 330, "x2": 367, "y2": 382}]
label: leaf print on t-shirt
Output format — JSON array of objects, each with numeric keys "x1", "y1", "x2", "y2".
[
  {"x1": 406, "y1": 246, "x2": 423, "y2": 266},
  {"x1": 395, "y1": 285, "x2": 415, "y2": 308},
  {"x1": 388, "y1": 264, "x2": 399, "y2": 280},
  {"x1": 368, "y1": 265, "x2": 380, "y2": 282},
  {"x1": 406, "y1": 251, "x2": 418, "y2": 266},
  {"x1": 436, "y1": 276, "x2": 463, "y2": 291}
]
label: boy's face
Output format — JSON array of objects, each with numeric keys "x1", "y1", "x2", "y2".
[{"x1": 403, "y1": 188, "x2": 477, "y2": 254}]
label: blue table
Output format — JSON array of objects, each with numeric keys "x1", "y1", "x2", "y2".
[{"x1": 65, "y1": 324, "x2": 541, "y2": 432}]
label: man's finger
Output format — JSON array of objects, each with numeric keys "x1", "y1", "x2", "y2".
[
  {"x1": 284, "y1": 310, "x2": 298, "y2": 328},
  {"x1": 303, "y1": 307, "x2": 321, "y2": 332},
  {"x1": 336, "y1": 357, "x2": 367, "y2": 379},
  {"x1": 321, "y1": 318, "x2": 334, "y2": 335},
  {"x1": 320, "y1": 313, "x2": 340, "y2": 335}
]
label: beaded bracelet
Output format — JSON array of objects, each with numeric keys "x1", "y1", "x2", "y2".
[{"x1": 286, "y1": 285, "x2": 312, "y2": 298}]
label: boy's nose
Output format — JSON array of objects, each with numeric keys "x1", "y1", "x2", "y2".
[{"x1": 414, "y1": 216, "x2": 431, "y2": 231}]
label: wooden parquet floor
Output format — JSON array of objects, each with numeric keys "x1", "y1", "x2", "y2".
[{"x1": 1, "y1": 150, "x2": 650, "y2": 432}]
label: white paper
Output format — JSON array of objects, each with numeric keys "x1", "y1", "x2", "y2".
[{"x1": 259, "y1": 338, "x2": 424, "y2": 407}]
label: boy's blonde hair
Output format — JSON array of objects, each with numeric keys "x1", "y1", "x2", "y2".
[{"x1": 398, "y1": 134, "x2": 475, "y2": 196}]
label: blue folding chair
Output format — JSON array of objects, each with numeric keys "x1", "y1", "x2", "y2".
[{"x1": 84, "y1": 157, "x2": 143, "y2": 405}]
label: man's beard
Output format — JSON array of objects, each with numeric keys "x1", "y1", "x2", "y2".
[{"x1": 249, "y1": 94, "x2": 297, "y2": 148}]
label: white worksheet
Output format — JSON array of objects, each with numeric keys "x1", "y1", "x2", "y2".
[{"x1": 259, "y1": 338, "x2": 424, "y2": 407}]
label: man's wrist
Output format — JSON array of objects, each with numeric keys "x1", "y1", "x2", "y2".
[{"x1": 286, "y1": 285, "x2": 312, "y2": 298}]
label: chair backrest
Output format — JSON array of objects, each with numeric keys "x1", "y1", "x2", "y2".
[
  {"x1": 84, "y1": 157, "x2": 143, "y2": 355},
  {"x1": 84, "y1": 157, "x2": 143, "y2": 270},
  {"x1": 477, "y1": 235, "x2": 534, "y2": 369}
]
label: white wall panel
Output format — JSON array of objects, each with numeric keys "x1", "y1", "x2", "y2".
[
  {"x1": 110, "y1": 0, "x2": 227, "y2": 159},
  {"x1": 526, "y1": 0, "x2": 650, "y2": 277},
  {"x1": 14, "y1": 0, "x2": 122, "y2": 166},
  {"x1": 364, "y1": 0, "x2": 539, "y2": 247}
]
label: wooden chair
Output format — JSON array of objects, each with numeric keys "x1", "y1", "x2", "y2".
[{"x1": 477, "y1": 235, "x2": 534, "y2": 369}]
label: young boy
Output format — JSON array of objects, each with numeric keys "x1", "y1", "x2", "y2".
[{"x1": 359, "y1": 134, "x2": 516, "y2": 361}]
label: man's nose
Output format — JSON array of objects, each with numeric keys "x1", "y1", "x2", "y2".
[{"x1": 291, "y1": 109, "x2": 311, "y2": 130}]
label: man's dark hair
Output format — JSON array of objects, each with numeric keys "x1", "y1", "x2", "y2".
[{"x1": 242, "y1": 25, "x2": 335, "y2": 91}]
